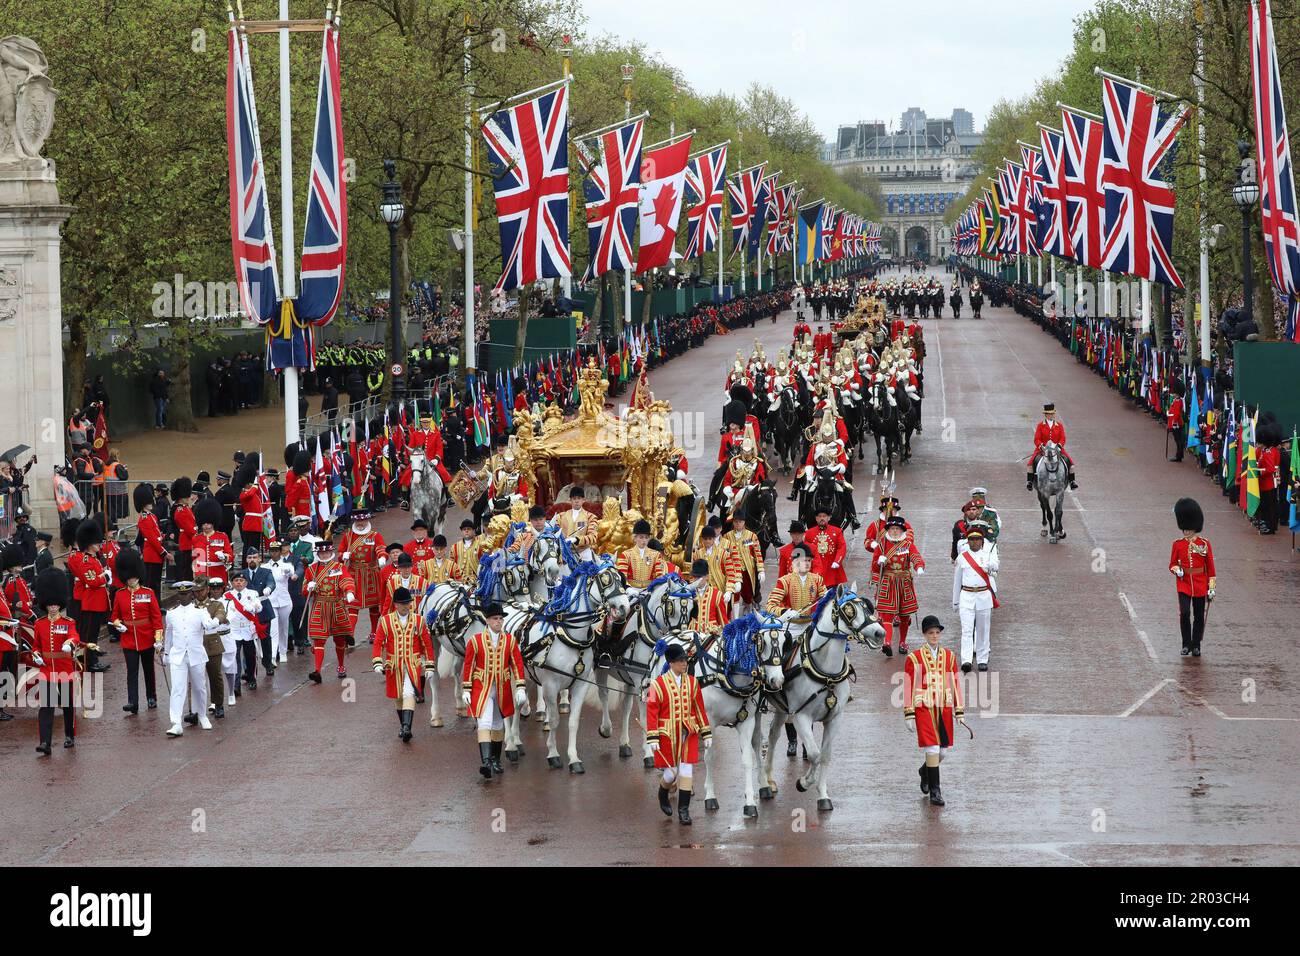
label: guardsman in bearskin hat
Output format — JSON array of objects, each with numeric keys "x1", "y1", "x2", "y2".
[
  {"x1": 686, "y1": 558, "x2": 729, "y2": 635},
  {"x1": 1026, "y1": 402, "x2": 1078, "y2": 490},
  {"x1": 765, "y1": 543, "x2": 826, "y2": 617},
  {"x1": 1165, "y1": 380, "x2": 1187, "y2": 462},
  {"x1": 372, "y1": 587, "x2": 436, "y2": 743},
  {"x1": 615, "y1": 519, "x2": 669, "y2": 592},
  {"x1": 108, "y1": 547, "x2": 162, "y2": 714},
  {"x1": 338, "y1": 509, "x2": 386, "y2": 644},
  {"x1": 29, "y1": 569, "x2": 81, "y2": 755},
  {"x1": 904, "y1": 615, "x2": 966, "y2": 806},
  {"x1": 1170, "y1": 498, "x2": 1215, "y2": 657},
  {"x1": 646, "y1": 641, "x2": 712, "y2": 825},
  {"x1": 68, "y1": 518, "x2": 110, "y2": 674},
  {"x1": 133, "y1": 482, "x2": 167, "y2": 600},
  {"x1": 461, "y1": 602, "x2": 527, "y2": 779},
  {"x1": 284, "y1": 446, "x2": 313, "y2": 521},
  {"x1": 191, "y1": 496, "x2": 232, "y2": 587},
  {"x1": 302, "y1": 538, "x2": 358, "y2": 683},
  {"x1": 171, "y1": 476, "x2": 196, "y2": 582},
  {"x1": 0, "y1": 544, "x2": 33, "y2": 722},
  {"x1": 874, "y1": 515, "x2": 925, "y2": 657}
]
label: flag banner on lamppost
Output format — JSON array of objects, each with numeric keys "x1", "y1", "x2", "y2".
[
  {"x1": 636, "y1": 133, "x2": 692, "y2": 273},
  {"x1": 683, "y1": 142, "x2": 727, "y2": 257},
  {"x1": 577, "y1": 117, "x2": 643, "y2": 281}
]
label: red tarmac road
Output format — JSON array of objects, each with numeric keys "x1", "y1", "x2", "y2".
[{"x1": 5, "y1": 266, "x2": 1299, "y2": 866}]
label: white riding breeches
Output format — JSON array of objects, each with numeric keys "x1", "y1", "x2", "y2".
[
  {"x1": 476, "y1": 684, "x2": 503, "y2": 731},
  {"x1": 662, "y1": 763, "x2": 693, "y2": 785}
]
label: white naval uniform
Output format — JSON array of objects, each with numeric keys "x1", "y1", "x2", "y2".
[
  {"x1": 264, "y1": 557, "x2": 298, "y2": 658},
  {"x1": 162, "y1": 603, "x2": 216, "y2": 726},
  {"x1": 952, "y1": 546, "x2": 999, "y2": 666},
  {"x1": 222, "y1": 588, "x2": 260, "y2": 667}
]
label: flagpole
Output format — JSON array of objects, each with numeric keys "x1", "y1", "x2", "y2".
[
  {"x1": 1195, "y1": 0, "x2": 1211, "y2": 366},
  {"x1": 560, "y1": 37, "x2": 573, "y2": 303},
  {"x1": 463, "y1": 14, "x2": 476, "y2": 372},
  {"x1": 279, "y1": 0, "x2": 299, "y2": 445},
  {"x1": 623, "y1": 65, "x2": 633, "y2": 336}
]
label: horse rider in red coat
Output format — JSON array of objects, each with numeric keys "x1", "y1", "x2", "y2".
[{"x1": 1027, "y1": 402, "x2": 1078, "y2": 490}]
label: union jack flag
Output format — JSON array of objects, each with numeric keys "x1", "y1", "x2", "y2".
[
  {"x1": 818, "y1": 204, "x2": 837, "y2": 260},
  {"x1": 1037, "y1": 125, "x2": 1075, "y2": 260},
  {"x1": 578, "y1": 118, "x2": 642, "y2": 280},
  {"x1": 1061, "y1": 106, "x2": 1107, "y2": 269},
  {"x1": 287, "y1": 16, "x2": 347, "y2": 368},
  {"x1": 684, "y1": 144, "x2": 727, "y2": 258},
  {"x1": 1099, "y1": 76, "x2": 1189, "y2": 286},
  {"x1": 1250, "y1": 0, "x2": 1300, "y2": 340},
  {"x1": 225, "y1": 23, "x2": 280, "y2": 327},
  {"x1": 750, "y1": 173, "x2": 777, "y2": 258},
  {"x1": 766, "y1": 180, "x2": 793, "y2": 257},
  {"x1": 727, "y1": 162, "x2": 765, "y2": 257},
  {"x1": 1019, "y1": 144, "x2": 1043, "y2": 258},
  {"x1": 481, "y1": 84, "x2": 572, "y2": 293}
]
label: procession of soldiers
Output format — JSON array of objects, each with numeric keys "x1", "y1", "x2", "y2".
[{"x1": 2, "y1": 265, "x2": 1223, "y2": 825}]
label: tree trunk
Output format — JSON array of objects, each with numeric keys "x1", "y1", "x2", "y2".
[
  {"x1": 66, "y1": 316, "x2": 87, "y2": 416},
  {"x1": 168, "y1": 325, "x2": 198, "y2": 433}
]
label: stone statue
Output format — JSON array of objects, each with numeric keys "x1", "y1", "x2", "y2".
[{"x1": 0, "y1": 37, "x2": 55, "y2": 162}]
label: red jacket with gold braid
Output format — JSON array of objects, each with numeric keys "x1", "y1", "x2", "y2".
[
  {"x1": 461, "y1": 629, "x2": 526, "y2": 718},
  {"x1": 372, "y1": 610, "x2": 435, "y2": 700}
]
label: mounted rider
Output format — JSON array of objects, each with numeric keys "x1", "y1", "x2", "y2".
[
  {"x1": 764, "y1": 543, "x2": 826, "y2": 617},
  {"x1": 721, "y1": 426, "x2": 765, "y2": 516},
  {"x1": 486, "y1": 437, "x2": 530, "y2": 506},
  {"x1": 615, "y1": 519, "x2": 668, "y2": 593},
  {"x1": 724, "y1": 350, "x2": 753, "y2": 394},
  {"x1": 687, "y1": 558, "x2": 730, "y2": 635},
  {"x1": 764, "y1": 348, "x2": 797, "y2": 411},
  {"x1": 1026, "y1": 402, "x2": 1078, "y2": 490},
  {"x1": 793, "y1": 411, "x2": 857, "y2": 529}
]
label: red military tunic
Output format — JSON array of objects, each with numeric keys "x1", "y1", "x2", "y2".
[
  {"x1": 1165, "y1": 396, "x2": 1185, "y2": 432},
  {"x1": 807, "y1": 524, "x2": 847, "y2": 587},
  {"x1": 29, "y1": 614, "x2": 81, "y2": 685},
  {"x1": 191, "y1": 531, "x2": 232, "y2": 585},
  {"x1": 404, "y1": 537, "x2": 437, "y2": 567},
  {"x1": 173, "y1": 503, "x2": 196, "y2": 551},
  {"x1": 461, "y1": 629, "x2": 526, "y2": 718},
  {"x1": 339, "y1": 528, "x2": 386, "y2": 609},
  {"x1": 371, "y1": 611, "x2": 436, "y2": 700},
  {"x1": 777, "y1": 539, "x2": 804, "y2": 578},
  {"x1": 68, "y1": 551, "x2": 109, "y2": 613},
  {"x1": 1169, "y1": 536, "x2": 1216, "y2": 598},
  {"x1": 875, "y1": 537, "x2": 924, "y2": 616},
  {"x1": 110, "y1": 584, "x2": 163, "y2": 651},
  {"x1": 646, "y1": 670, "x2": 711, "y2": 768},
  {"x1": 303, "y1": 558, "x2": 357, "y2": 639},
  {"x1": 284, "y1": 472, "x2": 311, "y2": 518},
  {"x1": 421, "y1": 430, "x2": 454, "y2": 484},
  {"x1": 691, "y1": 584, "x2": 730, "y2": 635},
  {"x1": 904, "y1": 643, "x2": 963, "y2": 749},
  {"x1": 1031, "y1": 419, "x2": 1067, "y2": 456},
  {"x1": 138, "y1": 511, "x2": 166, "y2": 565},
  {"x1": 239, "y1": 485, "x2": 269, "y2": 535}
]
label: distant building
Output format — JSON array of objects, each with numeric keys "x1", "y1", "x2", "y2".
[{"x1": 827, "y1": 108, "x2": 984, "y2": 259}]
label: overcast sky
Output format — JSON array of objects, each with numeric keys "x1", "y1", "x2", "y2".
[{"x1": 579, "y1": 0, "x2": 1096, "y2": 138}]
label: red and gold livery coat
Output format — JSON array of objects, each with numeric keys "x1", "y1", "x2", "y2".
[
  {"x1": 646, "y1": 671, "x2": 711, "y2": 768},
  {"x1": 381, "y1": 572, "x2": 427, "y2": 615},
  {"x1": 904, "y1": 643, "x2": 963, "y2": 749},
  {"x1": 875, "y1": 538, "x2": 924, "y2": 616},
  {"x1": 450, "y1": 538, "x2": 485, "y2": 583},
  {"x1": 722, "y1": 528, "x2": 763, "y2": 597},
  {"x1": 421, "y1": 556, "x2": 455, "y2": 586},
  {"x1": 302, "y1": 559, "x2": 357, "y2": 639},
  {"x1": 371, "y1": 611, "x2": 436, "y2": 700},
  {"x1": 691, "y1": 584, "x2": 731, "y2": 635},
  {"x1": 339, "y1": 528, "x2": 386, "y2": 608},
  {"x1": 404, "y1": 538, "x2": 437, "y2": 567},
  {"x1": 765, "y1": 571, "x2": 826, "y2": 615},
  {"x1": 699, "y1": 544, "x2": 741, "y2": 594},
  {"x1": 1170, "y1": 536, "x2": 1216, "y2": 598},
  {"x1": 615, "y1": 547, "x2": 668, "y2": 589},
  {"x1": 807, "y1": 524, "x2": 846, "y2": 587},
  {"x1": 461, "y1": 629, "x2": 527, "y2": 718}
]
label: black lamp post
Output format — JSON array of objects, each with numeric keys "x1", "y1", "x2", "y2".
[
  {"x1": 379, "y1": 159, "x2": 406, "y2": 405},
  {"x1": 1231, "y1": 140, "x2": 1259, "y2": 332}
]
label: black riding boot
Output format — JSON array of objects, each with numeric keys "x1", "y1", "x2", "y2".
[
  {"x1": 678, "y1": 788, "x2": 693, "y2": 825},
  {"x1": 489, "y1": 740, "x2": 505, "y2": 774},
  {"x1": 478, "y1": 742, "x2": 493, "y2": 779},
  {"x1": 1067, "y1": 470, "x2": 1078, "y2": 490},
  {"x1": 928, "y1": 765, "x2": 945, "y2": 806},
  {"x1": 399, "y1": 709, "x2": 413, "y2": 742},
  {"x1": 919, "y1": 764, "x2": 929, "y2": 794},
  {"x1": 1026, "y1": 471, "x2": 1036, "y2": 490},
  {"x1": 658, "y1": 784, "x2": 674, "y2": 817}
]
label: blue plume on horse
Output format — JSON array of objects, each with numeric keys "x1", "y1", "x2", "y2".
[
  {"x1": 540, "y1": 525, "x2": 578, "y2": 568},
  {"x1": 653, "y1": 638, "x2": 668, "y2": 657},
  {"x1": 720, "y1": 614, "x2": 762, "y2": 674},
  {"x1": 474, "y1": 552, "x2": 501, "y2": 603},
  {"x1": 809, "y1": 587, "x2": 837, "y2": 622},
  {"x1": 540, "y1": 559, "x2": 605, "y2": 616},
  {"x1": 647, "y1": 571, "x2": 693, "y2": 598},
  {"x1": 503, "y1": 521, "x2": 527, "y2": 550}
]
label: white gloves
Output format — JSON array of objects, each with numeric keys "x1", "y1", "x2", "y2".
[
  {"x1": 702, "y1": 736, "x2": 712, "y2": 750},
  {"x1": 345, "y1": 592, "x2": 355, "y2": 603},
  {"x1": 114, "y1": 621, "x2": 128, "y2": 633},
  {"x1": 103, "y1": 569, "x2": 112, "y2": 581},
  {"x1": 830, "y1": 562, "x2": 840, "y2": 571},
  {"x1": 341, "y1": 552, "x2": 351, "y2": 562},
  {"x1": 758, "y1": 572, "x2": 766, "y2": 585},
  {"x1": 649, "y1": 739, "x2": 660, "y2": 752},
  {"x1": 306, "y1": 581, "x2": 317, "y2": 592},
  {"x1": 876, "y1": 555, "x2": 887, "y2": 566},
  {"x1": 514, "y1": 687, "x2": 527, "y2": 707},
  {"x1": 730, "y1": 582, "x2": 742, "y2": 594},
  {"x1": 61, "y1": 640, "x2": 73, "y2": 652},
  {"x1": 373, "y1": 663, "x2": 384, "y2": 674},
  {"x1": 462, "y1": 690, "x2": 472, "y2": 708},
  {"x1": 1173, "y1": 566, "x2": 1185, "y2": 578},
  {"x1": 915, "y1": 567, "x2": 925, "y2": 576},
  {"x1": 378, "y1": 557, "x2": 388, "y2": 568},
  {"x1": 262, "y1": 587, "x2": 271, "y2": 596}
]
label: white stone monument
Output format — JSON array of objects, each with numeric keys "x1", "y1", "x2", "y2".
[{"x1": 0, "y1": 35, "x2": 72, "y2": 530}]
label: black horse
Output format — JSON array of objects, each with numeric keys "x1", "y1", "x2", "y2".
[
  {"x1": 796, "y1": 467, "x2": 848, "y2": 530},
  {"x1": 733, "y1": 480, "x2": 782, "y2": 556},
  {"x1": 768, "y1": 385, "x2": 803, "y2": 474},
  {"x1": 867, "y1": 379, "x2": 905, "y2": 474}
]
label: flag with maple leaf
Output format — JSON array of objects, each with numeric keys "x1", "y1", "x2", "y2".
[{"x1": 636, "y1": 135, "x2": 692, "y2": 272}]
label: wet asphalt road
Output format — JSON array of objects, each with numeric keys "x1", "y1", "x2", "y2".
[{"x1": 6, "y1": 266, "x2": 1299, "y2": 866}]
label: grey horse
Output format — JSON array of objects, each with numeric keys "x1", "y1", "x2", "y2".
[{"x1": 1035, "y1": 441, "x2": 1068, "y2": 542}]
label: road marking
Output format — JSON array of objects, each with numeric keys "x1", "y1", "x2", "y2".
[
  {"x1": 1118, "y1": 678, "x2": 1175, "y2": 717},
  {"x1": 933, "y1": 325, "x2": 948, "y2": 424}
]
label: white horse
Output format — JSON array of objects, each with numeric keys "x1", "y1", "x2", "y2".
[
  {"x1": 408, "y1": 449, "x2": 450, "y2": 537},
  {"x1": 760, "y1": 585, "x2": 884, "y2": 811},
  {"x1": 1035, "y1": 440, "x2": 1068, "y2": 542},
  {"x1": 421, "y1": 551, "x2": 529, "y2": 732},
  {"x1": 648, "y1": 612, "x2": 786, "y2": 818},
  {"x1": 505, "y1": 560, "x2": 631, "y2": 773},
  {"x1": 593, "y1": 573, "x2": 699, "y2": 763}
]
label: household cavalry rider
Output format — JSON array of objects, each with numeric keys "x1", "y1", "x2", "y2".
[
  {"x1": 721, "y1": 425, "x2": 765, "y2": 516},
  {"x1": 764, "y1": 543, "x2": 826, "y2": 617},
  {"x1": 792, "y1": 410, "x2": 857, "y2": 528},
  {"x1": 747, "y1": 340, "x2": 773, "y2": 387},
  {"x1": 481, "y1": 436, "x2": 530, "y2": 521},
  {"x1": 1027, "y1": 402, "x2": 1078, "y2": 489},
  {"x1": 765, "y1": 348, "x2": 797, "y2": 411},
  {"x1": 372, "y1": 586, "x2": 436, "y2": 743},
  {"x1": 724, "y1": 350, "x2": 753, "y2": 394}
]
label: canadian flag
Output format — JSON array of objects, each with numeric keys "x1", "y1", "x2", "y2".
[{"x1": 635, "y1": 135, "x2": 692, "y2": 273}]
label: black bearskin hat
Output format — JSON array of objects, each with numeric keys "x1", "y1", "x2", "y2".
[
  {"x1": 1, "y1": 544, "x2": 24, "y2": 572},
  {"x1": 35, "y1": 567, "x2": 69, "y2": 611},
  {"x1": 75, "y1": 517, "x2": 104, "y2": 550},
  {"x1": 114, "y1": 547, "x2": 145, "y2": 584},
  {"x1": 232, "y1": 457, "x2": 259, "y2": 493},
  {"x1": 194, "y1": 496, "x2": 223, "y2": 529},
  {"x1": 291, "y1": 449, "x2": 311, "y2": 476},
  {"x1": 170, "y1": 476, "x2": 193, "y2": 501},
  {"x1": 133, "y1": 482, "x2": 156, "y2": 513},
  {"x1": 1256, "y1": 421, "x2": 1283, "y2": 447},
  {"x1": 284, "y1": 443, "x2": 301, "y2": 469},
  {"x1": 1173, "y1": 497, "x2": 1204, "y2": 533},
  {"x1": 728, "y1": 383, "x2": 753, "y2": 407},
  {"x1": 60, "y1": 517, "x2": 80, "y2": 549},
  {"x1": 722, "y1": 399, "x2": 748, "y2": 430},
  {"x1": 1168, "y1": 379, "x2": 1185, "y2": 397}
]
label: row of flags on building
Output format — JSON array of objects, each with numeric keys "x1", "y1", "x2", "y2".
[
  {"x1": 478, "y1": 77, "x2": 881, "y2": 294},
  {"x1": 955, "y1": 0, "x2": 1300, "y2": 341},
  {"x1": 226, "y1": 3, "x2": 348, "y2": 370}
]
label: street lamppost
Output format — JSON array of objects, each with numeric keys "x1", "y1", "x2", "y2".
[
  {"x1": 1231, "y1": 140, "x2": 1259, "y2": 333},
  {"x1": 380, "y1": 159, "x2": 406, "y2": 406}
]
